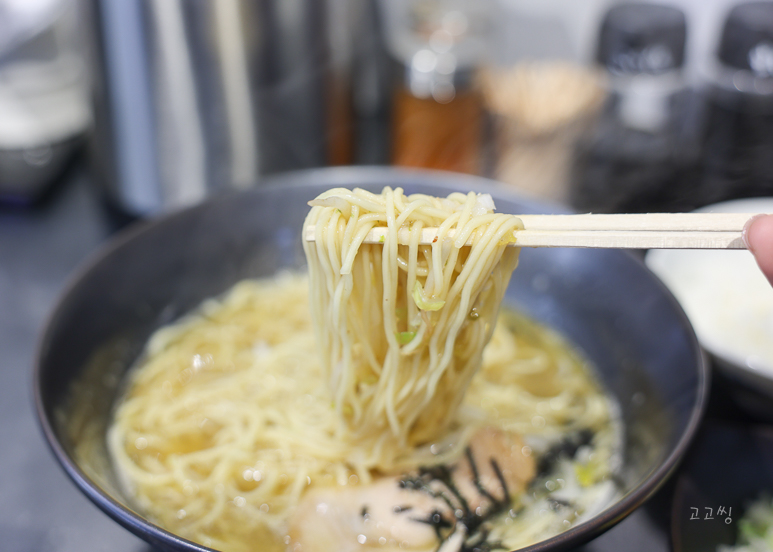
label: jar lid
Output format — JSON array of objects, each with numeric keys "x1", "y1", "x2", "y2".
[
  {"x1": 597, "y1": 3, "x2": 686, "y2": 75},
  {"x1": 718, "y1": 1, "x2": 773, "y2": 75}
]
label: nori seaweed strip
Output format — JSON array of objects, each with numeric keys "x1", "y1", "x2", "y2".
[
  {"x1": 465, "y1": 447, "x2": 498, "y2": 504},
  {"x1": 397, "y1": 446, "x2": 513, "y2": 552},
  {"x1": 536, "y1": 429, "x2": 594, "y2": 477},
  {"x1": 411, "y1": 508, "x2": 454, "y2": 541},
  {"x1": 489, "y1": 458, "x2": 511, "y2": 505}
]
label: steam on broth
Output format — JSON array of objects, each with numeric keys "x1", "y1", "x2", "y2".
[{"x1": 71, "y1": 188, "x2": 622, "y2": 552}]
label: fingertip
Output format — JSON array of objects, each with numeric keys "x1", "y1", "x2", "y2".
[
  {"x1": 744, "y1": 213, "x2": 773, "y2": 285},
  {"x1": 744, "y1": 214, "x2": 773, "y2": 250}
]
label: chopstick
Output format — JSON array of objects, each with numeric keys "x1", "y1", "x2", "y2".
[{"x1": 305, "y1": 213, "x2": 760, "y2": 249}]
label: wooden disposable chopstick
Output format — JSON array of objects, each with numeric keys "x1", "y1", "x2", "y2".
[{"x1": 304, "y1": 213, "x2": 760, "y2": 249}]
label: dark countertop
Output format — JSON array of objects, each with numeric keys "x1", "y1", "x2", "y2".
[
  {"x1": 0, "y1": 169, "x2": 149, "y2": 552},
  {"x1": 0, "y1": 165, "x2": 732, "y2": 552}
]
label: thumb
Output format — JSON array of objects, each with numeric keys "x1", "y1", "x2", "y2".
[{"x1": 744, "y1": 214, "x2": 773, "y2": 287}]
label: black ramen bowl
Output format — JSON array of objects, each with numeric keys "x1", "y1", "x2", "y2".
[{"x1": 34, "y1": 167, "x2": 708, "y2": 552}]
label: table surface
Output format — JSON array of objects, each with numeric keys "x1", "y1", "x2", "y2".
[{"x1": 0, "y1": 165, "x2": 744, "y2": 552}]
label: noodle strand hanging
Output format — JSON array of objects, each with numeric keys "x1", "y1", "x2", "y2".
[{"x1": 303, "y1": 187, "x2": 523, "y2": 450}]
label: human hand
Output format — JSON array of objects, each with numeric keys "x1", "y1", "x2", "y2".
[{"x1": 744, "y1": 214, "x2": 773, "y2": 287}]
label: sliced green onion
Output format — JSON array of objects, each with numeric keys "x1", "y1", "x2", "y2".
[
  {"x1": 397, "y1": 331, "x2": 416, "y2": 345},
  {"x1": 412, "y1": 281, "x2": 445, "y2": 311},
  {"x1": 307, "y1": 196, "x2": 351, "y2": 217},
  {"x1": 574, "y1": 463, "x2": 595, "y2": 487}
]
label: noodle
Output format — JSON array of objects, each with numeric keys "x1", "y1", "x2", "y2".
[
  {"x1": 303, "y1": 187, "x2": 522, "y2": 452},
  {"x1": 97, "y1": 188, "x2": 620, "y2": 552}
]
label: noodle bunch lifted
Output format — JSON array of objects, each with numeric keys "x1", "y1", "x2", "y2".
[
  {"x1": 100, "y1": 186, "x2": 619, "y2": 552},
  {"x1": 303, "y1": 187, "x2": 522, "y2": 454}
]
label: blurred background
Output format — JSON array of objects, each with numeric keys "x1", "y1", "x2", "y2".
[
  {"x1": 3, "y1": 1, "x2": 773, "y2": 551},
  {"x1": 3, "y1": 0, "x2": 773, "y2": 216}
]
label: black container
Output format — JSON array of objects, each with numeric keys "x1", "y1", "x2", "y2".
[
  {"x1": 571, "y1": 2, "x2": 702, "y2": 214},
  {"x1": 697, "y1": 2, "x2": 773, "y2": 206}
]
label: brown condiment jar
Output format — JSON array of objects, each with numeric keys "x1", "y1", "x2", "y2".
[{"x1": 391, "y1": 84, "x2": 482, "y2": 175}]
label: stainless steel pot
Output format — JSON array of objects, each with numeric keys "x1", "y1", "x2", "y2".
[{"x1": 86, "y1": 0, "x2": 387, "y2": 216}]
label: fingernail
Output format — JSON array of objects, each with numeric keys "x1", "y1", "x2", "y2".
[{"x1": 743, "y1": 214, "x2": 765, "y2": 251}]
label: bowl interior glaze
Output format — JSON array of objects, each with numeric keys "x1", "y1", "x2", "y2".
[{"x1": 35, "y1": 167, "x2": 708, "y2": 552}]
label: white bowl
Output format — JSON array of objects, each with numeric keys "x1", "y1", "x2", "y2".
[{"x1": 646, "y1": 198, "x2": 773, "y2": 396}]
